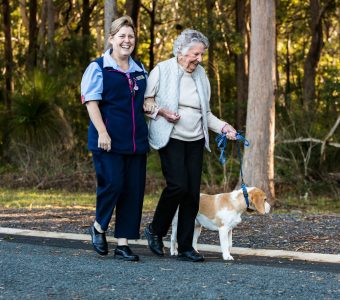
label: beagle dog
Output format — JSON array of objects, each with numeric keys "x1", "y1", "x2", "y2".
[{"x1": 170, "y1": 187, "x2": 271, "y2": 260}]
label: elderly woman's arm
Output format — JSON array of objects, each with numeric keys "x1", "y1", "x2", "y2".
[
  {"x1": 205, "y1": 76, "x2": 237, "y2": 140},
  {"x1": 143, "y1": 67, "x2": 180, "y2": 123},
  {"x1": 144, "y1": 97, "x2": 180, "y2": 123}
]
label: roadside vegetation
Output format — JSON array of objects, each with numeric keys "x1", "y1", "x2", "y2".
[
  {"x1": 0, "y1": 188, "x2": 159, "y2": 212},
  {"x1": 1, "y1": 188, "x2": 338, "y2": 214},
  {"x1": 0, "y1": 1, "x2": 338, "y2": 211}
]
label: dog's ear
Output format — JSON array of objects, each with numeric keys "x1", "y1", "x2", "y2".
[{"x1": 248, "y1": 188, "x2": 267, "y2": 214}]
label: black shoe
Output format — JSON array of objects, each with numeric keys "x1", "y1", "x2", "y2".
[
  {"x1": 178, "y1": 249, "x2": 204, "y2": 262},
  {"x1": 114, "y1": 246, "x2": 139, "y2": 261},
  {"x1": 144, "y1": 224, "x2": 164, "y2": 257},
  {"x1": 89, "y1": 225, "x2": 108, "y2": 256}
]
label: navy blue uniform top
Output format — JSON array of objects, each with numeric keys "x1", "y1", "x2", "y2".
[{"x1": 81, "y1": 50, "x2": 149, "y2": 154}]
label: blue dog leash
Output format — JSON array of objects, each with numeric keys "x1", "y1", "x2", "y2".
[
  {"x1": 215, "y1": 132, "x2": 249, "y2": 164},
  {"x1": 215, "y1": 132, "x2": 250, "y2": 207}
]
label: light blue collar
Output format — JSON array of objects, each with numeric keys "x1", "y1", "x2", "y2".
[{"x1": 103, "y1": 49, "x2": 143, "y2": 73}]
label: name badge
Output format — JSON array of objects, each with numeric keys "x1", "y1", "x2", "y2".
[{"x1": 136, "y1": 75, "x2": 145, "y2": 81}]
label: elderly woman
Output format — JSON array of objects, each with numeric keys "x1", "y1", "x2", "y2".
[
  {"x1": 81, "y1": 16, "x2": 148, "y2": 261},
  {"x1": 143, "y1": 29, "x2": 237, "y2": 262}
]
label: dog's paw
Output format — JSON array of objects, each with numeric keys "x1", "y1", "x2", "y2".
[
  {"x1": 170, "y1": 249, "x2": 178, "y2": 256},
  {"x1": 222, "y1": 254, "x2": 234, "y2": 260}
]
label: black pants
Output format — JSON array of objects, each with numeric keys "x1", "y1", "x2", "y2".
[{"x1": 151, "y1": 138, "x2": 205, "y2": 252}]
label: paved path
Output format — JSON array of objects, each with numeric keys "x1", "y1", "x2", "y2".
[{"x1": 1, "y1": 234, "x2": 339, "y2": 299}]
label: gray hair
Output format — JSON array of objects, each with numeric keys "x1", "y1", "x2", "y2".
[{"x1": 173, "y1": 29, "x2": 209, "y2": 57}]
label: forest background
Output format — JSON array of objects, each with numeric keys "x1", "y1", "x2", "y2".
[{"x1": 0, "y1": 0, "x2": 339, "y2": 211}]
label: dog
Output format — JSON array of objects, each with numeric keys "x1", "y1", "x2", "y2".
[{"x1": 170, "y1": 187, "x2": 271, "y2": 260}]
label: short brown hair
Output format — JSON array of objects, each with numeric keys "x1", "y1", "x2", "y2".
[{"x1": 110, "y1": 16, "x2": 135, "y2": 37}]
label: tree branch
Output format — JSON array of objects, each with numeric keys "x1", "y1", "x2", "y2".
[
  {"x1": 141, "y1": 3, "x2": 151, "y2": 15},
  {"x1": 279, "y1": 137, "x2": 339, "y2": 148},
  {"x1": 321, "y1": 115, "x2": 340, "y2": 161}
]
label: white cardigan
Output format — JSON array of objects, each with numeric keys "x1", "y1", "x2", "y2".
[{"x1": 147, "y1": 57, "x2": 226, "y2": 151}]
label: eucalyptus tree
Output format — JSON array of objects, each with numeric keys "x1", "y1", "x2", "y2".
[
  {"x1": 104, "y1": 0, "x2": 118, "y2": 50},
  {"x1": 243, "y1": 0, "x2": 276, "y2": 203},
  {"x1": 27, "y1": 0, "x2": 38, "y2": 68},
  {"x1": 302, "y1": 0, "x2": 335, "y2": 112},
  {"x1": 2, "y1": 0, "x2": 13, "y2": 111}
]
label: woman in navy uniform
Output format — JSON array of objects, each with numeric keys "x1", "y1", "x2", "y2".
[{"x1": 81, "y1": 16, "x2": 148, "y2": 261}]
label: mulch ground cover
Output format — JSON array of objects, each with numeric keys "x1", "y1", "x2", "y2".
[{"x1": 0, "y1": 208, "x2": 339, "y2": 255}]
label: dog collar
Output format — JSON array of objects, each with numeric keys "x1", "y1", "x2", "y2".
[{"x1": 241, "y1": 183, "x2": 250, "y2": 208}]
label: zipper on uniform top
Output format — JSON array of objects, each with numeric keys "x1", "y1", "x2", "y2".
[
  {"x1": 126, "y1": 73, "x2": 137, "y2": 153},
  {"x1": 131, "y1": 93, "x2": 136, "y2": 153},
  {"x1": 108, "y1": 69, "x2": 137, "y2": 153}
]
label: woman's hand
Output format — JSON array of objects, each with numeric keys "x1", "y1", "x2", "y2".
[
  {"x1": 98, "y1": 131, "x2": 111, "y2": 151},
  {"x1": 158, "y1": 108, "x2": 180, "y2": 123},
  {"x1": 222, "y1": 123, "x2": 237, "y2": 140},
  {"x1": 143, "y1": 98, "x2": 158, "y2": 114}
]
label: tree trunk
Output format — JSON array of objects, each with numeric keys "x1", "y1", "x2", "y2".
[
  {"x1": 2, "y1": 0, "x2": 13, "y2": 111},
  {"x1": 205, "y1": 0, "x2": 215, "y2": 83},
  {"x1": 95, "y1": 6, "x2": 102, "y2": 53},
  {"x1": 125, "y1": 0, "x2": 141, "y2": 56},
  {"x1": 243, "y1": 0, "x2": 276, "y2": 204},
  {"x1": 104, "y1": 0, "x2": 118, "y2": 50},
  {"x1": 47, "y1": 0, "x2": 55, "y2": 48},
  {"x1": 27, "y1": 0, "x2": 38, "y2": 68},
  {"x1": 235, "y1": 0, "x2": 249, "y2": 131},
  {"x1": 125, "y1": 0, "x2": 141, "y2": 32},
  {"x1": 148, "y1": 0, "x2": 156, "y2": 70},
  {"x1": 302, "y1": 0, "x2": 324, "y2": 111},
  {"x1": 47, "y1": 0, "x2": 55, "y2": 73},
  {"x1": 38, "y1": 0, "x2": 47, "y2": 66},
  {"x1": 19, "y1": 0, "x2": 29, "y2": 30},
  {"x1": 82, "y1": 0, "x2": 91, "y2": 65},
  {"x1": 82, "y1": 0, "x2": 90, "y2": 36}
]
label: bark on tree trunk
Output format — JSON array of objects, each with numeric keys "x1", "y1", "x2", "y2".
[
  {"x1": 149, "y1": 0, "x2": 156, "y2": 70},
  {"x1": 28, "y1": 0, "x2": 38, "y2": 68},
  {"x1": 205, "y1": 0, "x2": 215, "y2": 83},
  {"x1": 141, "y1": 0, "x2": 156, "y2": 70},
  {"x1": 243, "y1": 0, "x2": 276, "y2": 204},
  {"x1": 82, "y1": 0, "x2": 91, "y2": 65},
  {"x1": 302, "y1": 0, "x2": 324, "y2": 112},
  {"x1": 235, "y1": 0, "x2": 249, "y2": 131},
  {"x1": 19, "y1": 0, "x2": 29, "y2": 30},
  {"x1": 125, "y1": 0, "x2": 141, "y2": 57},
  {"x1": 38, "y1": 0, "x2": 47, "y2": 65},
  {"x1": 47, "y1": 0, "x2": 55, "y2": 73},
  {"x1": 82, "y1": 0, "x2": 90, "y2": 36},
  {"x1": 104, "y1": 0, "x2": 118, "y2": 50},
  {"x1": 2, "y1": 0, "x2": 13, "y2": 111}
]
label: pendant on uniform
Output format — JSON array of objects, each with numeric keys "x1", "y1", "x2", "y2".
[{"x1": 134, "y1": 85, "x2": 139, "y2": 91}]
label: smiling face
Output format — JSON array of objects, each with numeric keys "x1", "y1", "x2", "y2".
[
  {"x1": 177, "y1": 42, "x2": 206, "y2": 73},
  {"x1": 109, "y1": 25, "x2": 135, "y2": 59}
]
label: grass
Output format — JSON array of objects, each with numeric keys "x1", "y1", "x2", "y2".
[
  {"x1": 0, "y1": 188, "x2": 338, "y2": 214},
  {"x1": 0, "y1": 188, "x2": 159, "y2": 211},
  {"x1": 275, "y1": 195, "x2": 340, "y2": 214}
]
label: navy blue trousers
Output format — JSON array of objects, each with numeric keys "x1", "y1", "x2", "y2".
[{"x1": 92, "y1": 151, "x2": 146, "y2": 239}]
